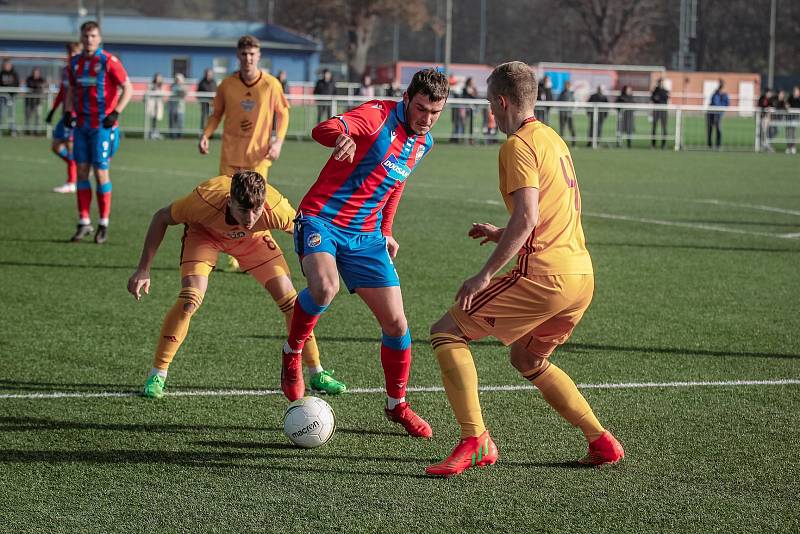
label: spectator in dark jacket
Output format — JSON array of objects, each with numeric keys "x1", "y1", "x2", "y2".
[
  {"x1": 535, "y1": 75, "x2": 553, "y2": 124},
  {"x1": 586, "y1": 85, "x2": 608, "y2": 147},
  {"x1": 706, "y1": 79, "x2": 729, "y2": 149},
  {"x1": 313, "y1": 69, "x2": 336, "y2": 123},
  {"x1": 650, "y1": 78, "x2": 669, "y2": 148},
  {"x1": 616, "y1": 85, "x2": 635, "y2": 148},
  {"x1": 0, "y1": 58, "x2": 20, "y2": 135},
  {"x1": 786, "y1": 86, "x2": 800, "y2": 155},
  {"x1": 196, "y1": 69, "x2": 217, "y2": 130},
  {"x1": 758, "y1": 89, "x2": 775, "y2": 151},
  {"x1": 24, "y1": 67, "x2": 46, "y2": 134},
  {"x1": 557, "y1": 80, "x2": 576, "y2": 145}
]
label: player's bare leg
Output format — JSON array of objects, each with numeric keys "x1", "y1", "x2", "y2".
[
  {"x1": 510, "y1": 340, "x2": 623, "y2": 466},
  {"x1": 71, "y1": 163, "x2": 94, "y2": 241},
  {"x1": 143, "y1": 275, "x2": 208, "y2": 399},
  {"x1": 282, "y1": 252, "x2": 339, "y2": 401},
  {"x1": 357, "y1": 286, "x2": 432, "y2": 439},
  {"x1": 427, "y1": 312, "x2": 497, "y2": 476},
  {"x1": 51, "y1": 138, "x2": 77, "y2": 193},
  {"x1": 265, "y1": 273, "x2": 346, "y2": 395}
]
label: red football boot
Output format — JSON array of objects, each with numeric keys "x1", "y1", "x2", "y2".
[
  {"x1": 281, "y1": 351, "x2": 305, "y2": 401},
  {"x1": 579, "y1": 431, "x2": 625, "y2": 466},
  {"x1": 426, "y1": 431, "x2": 498, "y2": 477},
  {"x1": 384, "y1": 402, "x2": 433, "y2": 438}
]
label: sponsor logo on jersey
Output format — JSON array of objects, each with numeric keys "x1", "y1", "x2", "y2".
[
  {"x1": 226, "y1": 230, "x2": 247, "y2": 239},
  {"x1": 240, "y1": 99, "x2": 256, "y2": 112},
  {"x1": 390, "y1": 129, "x2": 397, "y2": 142},
  {"x1": 415, "y1": 145, "x2": 426, "y2": 162},
  {"x1": 77, "y1": 76, "x2": 98, "y2": 86},
  {"x1": 371, "y1": 103, "x2": 384, "y2": 109},
  {"x1": 382, "y1": 154, "x2": 411, "y2": 180},
  {"x1": 483, "y1": 317, "x2": 496, "y2": 327},
  {"x1": 307, "y1": 232, "x2": 322, "y2": 247},
  {"x1": 93, "y1": 63, "x2": 102, "y2": 74}
]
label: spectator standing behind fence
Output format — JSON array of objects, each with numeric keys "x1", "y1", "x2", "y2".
[
  {"x1": 557, "y1": 80, "x2": 575, "y2": 145},
  {"x1": 146, "y1": 73, "x2": 164, "y2": 139},
  {"x1": 706, "y1": 79, "x2": 729, "y2": 150},
  {"x1": 786, "y1": 86, "x2": 800, "y2": 155},
  {"x1": 358, "y1": 73, "x2": 374, "y2": 97},
  {"x1": 24, "y1": 67, "x2": 46, "y2": 135},
  {"x1": 650, "y1": 78, "x2": 669, "y2": 149},
  {"x1": 536, "y1": 75, "x2": 553, "y2": 124},
  {"x1": 758, "y1": 89, "x2": 774, "y2": 152},
  {"x1": 277, "y1": 70, "x2": 288, "y2": 93},
  {"x1": 197, "y1": 69, "x2": 217, "y2": 130},
  {"x1": 586, "y1": 85, "x2": 608, "y2": 147},
  {"x1": 313, "y1": 69, "x2": 336, "y2": 123},
  {"x1": 1, "y1": 58, "x2": 20, "y2": 135},
  {"x1": 616, "y1": 85, "x2": 635, "y2": 148},
  {"x1": 168, "y1": 73, "x2": 187, "y2": 139},
  {"x1": 462, "y1": 77, "x2": 478, "y2": 142}
]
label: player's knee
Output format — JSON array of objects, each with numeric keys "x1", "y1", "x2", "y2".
[
  {"x1": 308, "y1": 279, "x2": 338, "y2": 306},
  {"x1": 177, "y1": 287, "x2": 204, "y2": 316},
  {"x1": 381, "y1": 317, "x2": 408, "y2": 338},
  {"x1": 430, "y1": 313, "x2": 463, "y2": 337},
  {"x1": 509, "y1": 345, "x2": 547, "y2": 374}
]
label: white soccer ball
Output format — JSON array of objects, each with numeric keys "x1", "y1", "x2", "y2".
[{"x1": 282, "y1": 396, "x2": 336, "y2": 448}]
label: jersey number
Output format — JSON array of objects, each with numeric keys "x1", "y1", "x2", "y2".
[{"x1": 559, "y1": 155, "x2": 581, "y2": 211}]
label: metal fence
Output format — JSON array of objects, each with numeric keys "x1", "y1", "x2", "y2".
[{"x1": 0, "y1": 87, "x2": 797, "y2": 154}]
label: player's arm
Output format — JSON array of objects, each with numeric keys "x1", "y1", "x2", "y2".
[
  {"x1": 311, "y1": 101, "x2": 386, "y2": 162},
  {"x1": 102, "y1": 58, "x2": 132, "y2": 127},
  {"x1": 200, "y1": 86, "x2": 225, "y2": 154},
  {"x1": 127, "y1": 206, "x2": 178, "y2": 300},
  {"x1": 267, "y1": 84, "x2": 290, "y2": 160},
  {"x1": 456, "y1": 187, "x2": 539, "y2": 310},
  {"x1": 381, "y1": 181, "x2": 406, "y2": 258}
]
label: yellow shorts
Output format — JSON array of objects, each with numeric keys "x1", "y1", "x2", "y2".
[
  {"x1": 450, "y1": 273, "x2": 594, "y2": 357},
  {"x1": 179, "y1": 225, "x2": 290, "y2": 287}
]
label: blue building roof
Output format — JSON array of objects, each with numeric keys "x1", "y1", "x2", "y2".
[{"x1": 0, "y1": 12, "x2": 321, "y2": 51}]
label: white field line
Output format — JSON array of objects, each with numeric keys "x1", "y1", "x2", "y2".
[
  {"x1": 1, "y1": 379, "x2": 798, "y2": 401},
  {"x1": 587, "y1": 192, "x2": 800, "y2": 217},
  {"x1": 583, "y1": 211, "x2": 800, "y2": 239}
]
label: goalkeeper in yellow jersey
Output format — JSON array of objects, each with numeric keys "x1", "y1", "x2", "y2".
[
  {"x1": 127, "y1": 171, "x2": 347, "y2": 398},
  {"x1": 198, "y1": 34, "x2": 293, "y2": 272},
  {"x1": 426, "y1": 62, "x2": 623, "y2": 477}
]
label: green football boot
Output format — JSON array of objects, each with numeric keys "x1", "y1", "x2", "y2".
[
  {"x1": 309, "y1": 370, "x2": 347, "y2": 395},
  {"x1": 142, "y1": 374, "x2": 166, "y2": 399}
]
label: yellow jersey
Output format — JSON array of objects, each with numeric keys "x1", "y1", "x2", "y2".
[
  {"x1": 202, "y1": 71, "x2": 290, "y2": 170},
  {"x1": 170, "y1": 175, "x2": 293, "y2": 245},
  {"x1": 498, "y1": 117, "x2": 593, "y2": 276}
]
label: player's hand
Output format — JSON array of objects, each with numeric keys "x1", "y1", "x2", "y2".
[
  {"x1": 468, "y1": 222, "x2": 503, "y2": 245},
  {"x1": 45, "y1": 108, "x2": 55, "y2": 124},
  {"x1": 456, "y1": 272, "x2": 491, "y2": 311},
  {"x1": 198, "y1": 135, "x2": 209, "y2": 155},
  {"x1": 102, "y1": 110, "x2": 119, "y2": 129},
  {"x1": 385, "y1": 236, "x2": 400, "y2": 259},
  {"x1": 63, "y1": 111, "x2": 76, "y2": 129},
  {"x1": 267, "y1": 137, "x2": 283, "y2": 161},
  {"x1": 127, "y1": 270, "x2": 151, "y2": 301},
  {"x1": 333, "y1": 134, "x2": 356, "y2": 163}
]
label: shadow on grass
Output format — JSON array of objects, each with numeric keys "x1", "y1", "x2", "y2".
[
  {"x1": 0, "y1": 260, "x2": 175, "y2": 271},
  {"x1": 0, "y1": 416, "x2": 274, "y2": 434},
  {"x1": 0, "y1": 448, "x2": 432, "y2": 480},
  {"x1": 248, "y1": 335, "x2": 800, "y2": 360},
  {"x1": 0, "y1": 379, "x2": 138, "y2": 391}
]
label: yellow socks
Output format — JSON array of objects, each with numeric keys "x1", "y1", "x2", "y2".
[
  {"x1": 431, "y1": 333, "x2": 486, "y2": 438},
  {"x1": 525, "y1": 362, "x2": 605, "y2": 442},
  {"x1": 153, "y1": 287, "x2": 204, "y2": 371},
  {"x1": 276, "y1": 291, "x2": 320, "y2": 370}
]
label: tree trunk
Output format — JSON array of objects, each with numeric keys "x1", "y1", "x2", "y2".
[{"x1": 347, "y1": 13, "x2": 378, "y2": 81}]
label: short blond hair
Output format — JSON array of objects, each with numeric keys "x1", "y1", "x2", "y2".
[{"x1": 487, "y1": 61, "x2": 538, "y2": 107}]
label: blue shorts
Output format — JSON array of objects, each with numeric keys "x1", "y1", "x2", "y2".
[
  {"x1": 73, "y1": 125, "x2": 120, "y2": 170},
  {"x1": 53, "y1": 118, "x2": 73, "y2": 141},
  {"x1": 294, "y1": 214, "x2": 400, "y2": 293}
]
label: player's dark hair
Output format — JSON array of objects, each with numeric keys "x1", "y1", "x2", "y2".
[
  {"x1": 237, "y1": 35, "x2": 261, "y2": 51},
  {"x1": 487, "y1": 61, "x2": 537, "y2": 107},
  {"x1": 80, "y1": 21, "x2": 101, "y2": 34},
  {"x1": 406, "y1": 69, "x2": 449, "y2": 102},
  {"x1": 230, "y1": 171, "x2": 265, "y2": 209}
]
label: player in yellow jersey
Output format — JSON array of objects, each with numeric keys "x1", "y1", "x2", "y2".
[
  {"x1": 426, "y1": 62, "x2": 624, "y2": 477},
  {"x1": 127, "y1": 171, "x2": 347, "y2": 398},
  {"x1": 199, "y1": 34, "x2": 294, "y2": 272}
]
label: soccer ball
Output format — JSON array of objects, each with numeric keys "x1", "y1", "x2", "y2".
[{"x1": 282, "y1": 396, "x2": 336, "y2": 448}]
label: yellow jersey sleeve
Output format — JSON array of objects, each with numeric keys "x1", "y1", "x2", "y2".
[
  {"x1": 500, "y1": 137, "x2": 540, "y2": 195},
  {"x1": 170, "y1": 191, "x2": 203, "y2": 224}
]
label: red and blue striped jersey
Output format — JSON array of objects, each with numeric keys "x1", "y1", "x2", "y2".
[
  {"x1": 299, "y1": 100, "x2": 434, "y2": 235},
  {"x1": 67, "y1": 49, "x2": 128, "y2": 128},
  {"x1": 51, "y1": 65, "x2": 71, "y2": 112}
]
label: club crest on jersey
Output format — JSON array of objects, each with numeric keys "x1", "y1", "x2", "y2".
[
  {"x1": 382, "y1": 154, "x2": 411, "y2": 181},
  {"x1": 93, "y1": 63, "x2": 102, "y2": 74},
  {"x1": 390, "y1": 129, "x2": 397, "y2": 142},
  {"x1": 415, "y1": 146, "x2": 425, "y2": 162},
  {"x1": 307, "y1": 232, "x2": 322, "y2": 248},
  {"x1": 240, "y1": 99, "x2": 256, "y2": 112}
]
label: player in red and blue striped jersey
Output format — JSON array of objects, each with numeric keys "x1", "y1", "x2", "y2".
[
  {"x1": 282, "y1": 69, "x2": 449, "y2": 438},
  {"x1": 46, "y1": 42, "x2": 82, "y2": 194},
  {"x1": 64, "y1": 20, "x2": 133, "y2": 244}
]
